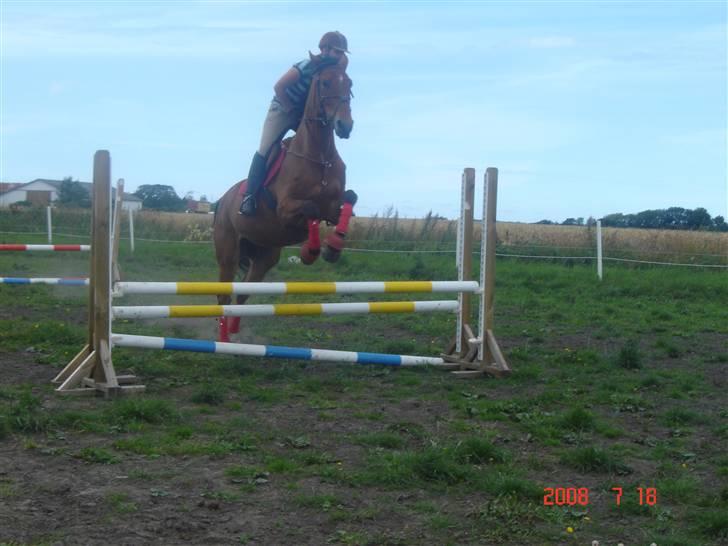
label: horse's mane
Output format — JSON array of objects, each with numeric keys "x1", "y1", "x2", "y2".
[{"x1": 307, "y1": 52, "x2": 345, "y2": 74}]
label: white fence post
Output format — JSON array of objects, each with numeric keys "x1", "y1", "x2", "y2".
[
  {"x1": 47, "y1": 206, "x2": 52, "y2": 243},
  {"x1": 596, "y1": 220, "x2": 603, "y2": 280},
  {"x1": 128, "y1": 209, "x2": 135, "y2": 253}
]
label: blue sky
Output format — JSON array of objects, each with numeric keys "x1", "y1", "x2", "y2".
[{"x1": 1, "y1": 0, "x2": 726, "y2": 222}]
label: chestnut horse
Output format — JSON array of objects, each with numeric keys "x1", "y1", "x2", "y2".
[{"x1": 213, "y1": 62, "x2": 357, "y2": 341}]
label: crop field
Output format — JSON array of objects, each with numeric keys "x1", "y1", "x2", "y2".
[
  {"x1": 1, "y1": 207, "x2": 726, "y2": 264},
  {"x1": 0, "y1": 231, "x2": 727, "y2": 545}
]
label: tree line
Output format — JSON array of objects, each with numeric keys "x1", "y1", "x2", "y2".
[
  {"x1": 56, "y1": 180, "x2": 727, "y2": 231},
  {"x1": 538, "y1": 207, "x2": 726, "y2": 232},
  {"x1": 57, "y1": 180, "x2": 205, "y2": 213}
]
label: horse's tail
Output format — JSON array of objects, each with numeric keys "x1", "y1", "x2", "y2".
[{"x1": 212, "y1": 198, "x2": 220, "y2": 225}]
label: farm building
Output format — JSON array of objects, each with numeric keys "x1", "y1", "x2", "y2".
[
  {"x1": 0, "y1": 179, "x2": 143, "y2": 211},
  {"x1": 185, "y1": 198, "x2": 211, "y2": 214}
]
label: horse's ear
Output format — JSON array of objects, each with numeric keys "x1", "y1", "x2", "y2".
[{"x1": 309, "y1": 51, "x2": 315, "y2": 61}]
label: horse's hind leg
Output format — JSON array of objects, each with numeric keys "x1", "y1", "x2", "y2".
[
  {"x1": 214, "y1": 227, "x2": 240, "y2": 342},
  {"x1": 224, "y1": 246, "x2": 281, "y2": 345},
  {"x1": 241, "y1": 245, "x2": 282, "y2": 291},
  {"x1": 229, "y1": 238, "x2": 255, "y2": 335}
]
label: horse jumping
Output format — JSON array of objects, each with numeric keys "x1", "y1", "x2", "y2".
[{"x1": 213, "y1": 62, "x2": 357, "y2": 341}]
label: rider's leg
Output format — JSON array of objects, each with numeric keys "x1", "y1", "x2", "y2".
[
  {"x1": 239, "y1": 152, "x2": 267, "y2": 215},
  {"x1": 240, "y1": 99, "x2": 298, "y2": 216}
]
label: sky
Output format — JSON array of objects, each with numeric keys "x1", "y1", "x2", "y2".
[{"x1": 1, "y1": 0, "x2": 726, "y2": 223}]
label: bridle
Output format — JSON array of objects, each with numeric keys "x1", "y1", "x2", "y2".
[
  {"x1": 287, "y1": 69, "x2": 353, "y2": 185},
  {"x1": 305, "y1": 70, "x2": 353, "y2": 127}
]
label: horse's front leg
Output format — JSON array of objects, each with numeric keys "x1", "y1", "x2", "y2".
[
  {"x1": 278, "y1": 198, "x2": 322, "y2": 265},
  {"x1": 323, "y1": 190, "x2": 358, "y2": 263},
  {"x1": 300, "y1": 219, "x2": 321, "y2": 265}
]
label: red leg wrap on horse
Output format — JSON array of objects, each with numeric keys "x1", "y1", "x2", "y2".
[
  {"x1": 300, "y1": 244, "x2": 320, "y2": 264},
  {"x1": 218, "y1": 317, "x2": 230, "y2": 343},
  {"x1": 301, "y1": 219, "x2": 322, "y2": 264},
  {"x1": 335, "y1": 202, "x2": 354, "y2": 235},
  {"x1": 307, "y1": 219, "x2": 321, "y2": 250},
  {"x1": 229, "y1": 316, "x2": 240, "y2": 334},
  {"x1": 325, "y1": 232, "x2": 345, "y2": 251}
]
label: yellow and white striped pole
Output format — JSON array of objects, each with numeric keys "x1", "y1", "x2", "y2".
[{"x1": 113, "y1": 300, "x2": 459, "y2": 319}]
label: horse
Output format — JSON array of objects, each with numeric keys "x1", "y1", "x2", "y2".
[{"x1": 212, "y1": 61, "x2": 357, "y2": 342}]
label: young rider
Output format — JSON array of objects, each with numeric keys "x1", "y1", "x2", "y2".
[{"x1": 239, "y1": 31, "x2": 350, "y2": 216}]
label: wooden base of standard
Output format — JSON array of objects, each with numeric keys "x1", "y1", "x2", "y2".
[
  {"x1": 442, "y1": 325, "x2": 511, "y2": 378},
  {"x1": 53, "y1": 341, "x2": 145, "y2": 396}
]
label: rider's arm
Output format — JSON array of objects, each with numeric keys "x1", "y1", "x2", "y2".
[{"x1": 274, "y1": 68, "x2": 300, "y2": 112}]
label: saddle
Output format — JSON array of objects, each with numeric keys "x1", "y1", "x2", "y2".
[{"x1": 238, "y1": 139, "x2": 292, "y2": 210}]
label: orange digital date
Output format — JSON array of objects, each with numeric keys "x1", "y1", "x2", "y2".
[{"x1": 543, "y1": 486, "x2": 658, "y2": 506}]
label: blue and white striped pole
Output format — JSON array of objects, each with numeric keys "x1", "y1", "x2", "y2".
[
  {"x1": 0, "y1": 277, "x2": 89, "y2": 286},
  {"x1": 112, "y1": 333, "x2": 448, "y2": 367}
]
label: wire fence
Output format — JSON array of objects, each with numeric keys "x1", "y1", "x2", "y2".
[
  {"x1": 3, "y1": 204, "x2": 727, "y2": 269},
  {"x1": 3, "y1": 228, "x2": 726, "y2": 269}
]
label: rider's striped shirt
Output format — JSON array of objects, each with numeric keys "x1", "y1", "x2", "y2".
[{"x1": 284, "y1": 58, "x2": 337, "y2": 111}]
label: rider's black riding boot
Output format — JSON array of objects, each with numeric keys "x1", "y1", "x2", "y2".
[{"x1": 239, "y1": 152, "x2": 268, "y2": 216}]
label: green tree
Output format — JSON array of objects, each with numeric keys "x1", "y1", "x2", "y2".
[
  {"x1": 57, "y1": 177, "x2": 91, "y2": 208},
  {"x1": 713, "y1": 215, "x2": 727, "y2": 232},
  {"x1": 134, "y1": 185, "x2": 185, "y2": 211},
  {"x1": 601, "y1": 213, "x2": 628, "y2": 228},
  {"x1": 686, "y1": 207, "x2": 712, "y2": 230}
]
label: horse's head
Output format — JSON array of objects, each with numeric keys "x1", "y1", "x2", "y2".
[{"x1": 312, "y1": 64, "x2": 354, "y2": 139}]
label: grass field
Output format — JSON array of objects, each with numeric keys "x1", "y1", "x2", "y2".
[{"x1": 0, "y1": 234, "x2": 726, "y2": 545}]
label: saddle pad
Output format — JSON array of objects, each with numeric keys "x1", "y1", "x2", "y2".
[
  {"x1": 263, "y1": 146, "x2": 287, "y2": 187},
  {"x1": 237, "y1": 145, "x2": 287, "y2": 197}
]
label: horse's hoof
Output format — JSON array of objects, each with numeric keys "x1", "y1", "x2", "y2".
[
  {"x1": 300, "y1": 243, "x2": 321, "y2": 265},
  {"x1": 325, "y1": 232, "x2": 345, "y2": 251},
  {"x1": 343, "y1": 190, "x2": 358, "y2": 206},
  {"x1": 323, "y1": 232, "x2": 345, "y2": 262},
  {"x1": 322, "y1": 245, "x2": 341, "y2": 263}
]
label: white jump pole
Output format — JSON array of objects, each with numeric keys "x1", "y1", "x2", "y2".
[
  {"x1": 47, "y1": 206, "x2": 52, "y2": 243},
  {"x1": 128, "y1": 209, "x2": 135, "y2": 253},
  {"x1": 478, "y1": 168, "x2": 497, "y2": 363},
  {"x1": 596, "y1": 220, "x2": 603, "y2": 281},
  {"x1": 455, "y1": 168, "x2": 475, "y2": 354}
]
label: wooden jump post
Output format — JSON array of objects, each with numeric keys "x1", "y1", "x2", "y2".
[
  {"x1": 442, "y1": 167, "x2": 509, "y2": 377},
  {"x1": 53, "y1": 151, "x2": 142, "y2": 396}
]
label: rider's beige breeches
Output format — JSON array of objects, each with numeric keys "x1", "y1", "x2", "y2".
[{"x1": 257, "y1": 98, "x2": 301, "y2": 157}]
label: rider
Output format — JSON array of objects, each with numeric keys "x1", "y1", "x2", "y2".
[{"x1": 239, "y1": 31, "x2": 350, "y2": 216}]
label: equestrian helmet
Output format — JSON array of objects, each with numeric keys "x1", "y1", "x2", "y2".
[{"x1": 319, "y1": 31, "x2": 350, "y2": 53}]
